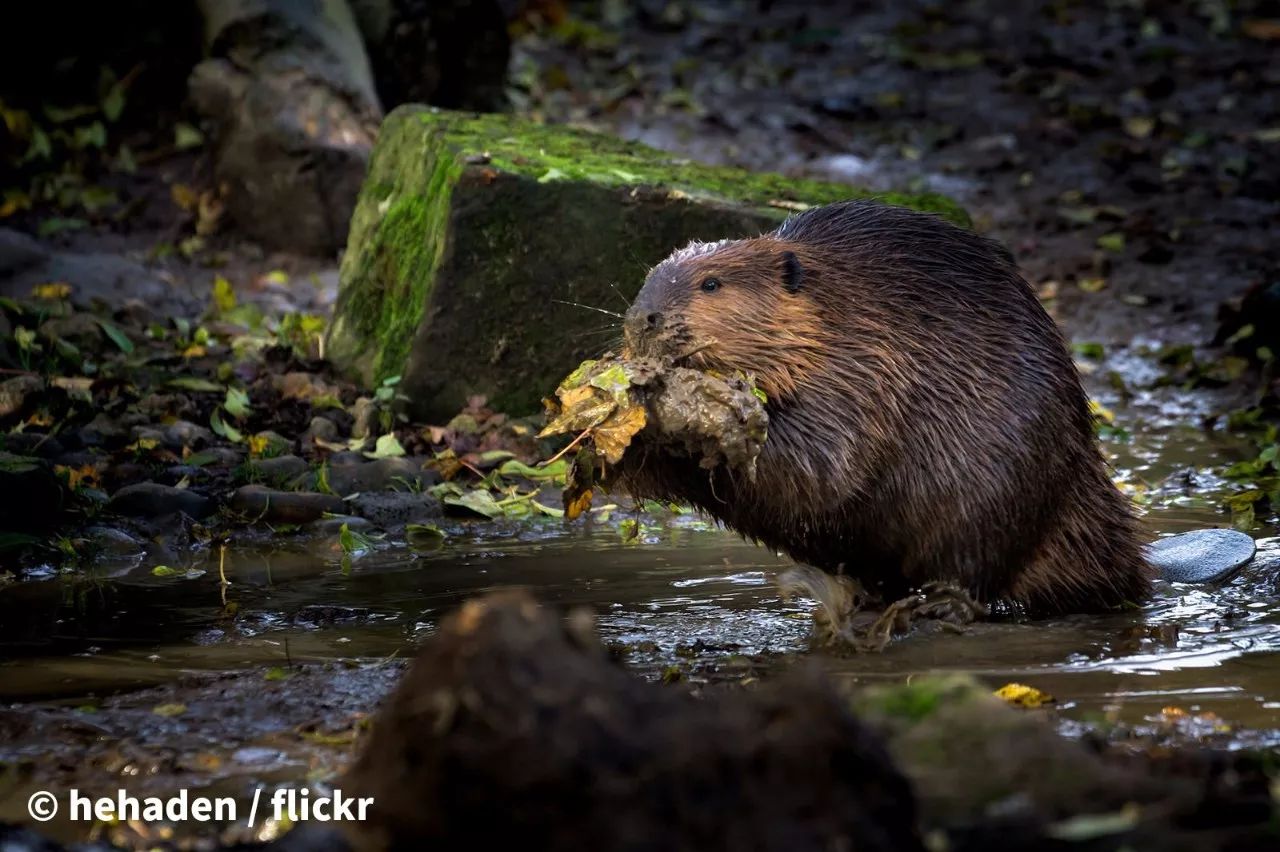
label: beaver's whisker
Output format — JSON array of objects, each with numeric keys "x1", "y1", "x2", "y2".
[
  {"x1": 553, "y1": 299, "x2": 625, "y2": 319},
  {"x1": 606, "y1": 281, "x2": 632, "y2": 307}
]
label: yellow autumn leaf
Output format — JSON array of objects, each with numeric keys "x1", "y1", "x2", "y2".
[
  {"x1": 538, "y1": 395, "x2": 616, "y2": 438},
  {"x1": 213, "y1": 275, "x2": 236, "y2": 314},
  {"x1": 592, "y1": 404, "x2": 647, "y2": 464},
  {"x1": 182, "y1": 343, "x2": 208, "y2": 358},
  {"x1": 247, "y1": 434, "x2": 270, "y2": 457},
  {"x1": 171, "y1": 183, "x2": 200, "y2": 212},
  {"x1": 994, "y1": 682, "x2": 1055, "y2": 709},
  {"x1": 31, "y1": 281, "x2": 72, "y2": 300},
  {"x1": 565, "y1": 486, "x2": 593, "y2": 521},
  {"x1": 56, "y1": 464, "x2": 100, "y2": 490}
]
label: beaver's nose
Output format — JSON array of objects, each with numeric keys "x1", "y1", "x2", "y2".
[{"x1": 624, "y1": 306, "x2": 664, "y2": 351}]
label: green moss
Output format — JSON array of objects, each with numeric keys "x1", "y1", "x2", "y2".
[
  {"x1": 330, "y1": 118, "x2": 463, "y2": 385},
  {"x1": 851, "y1": 675, "x2": 988, "y2": 724},
  {"x1": 408, "y1": 107, "x2": 969, "y2": 227}
]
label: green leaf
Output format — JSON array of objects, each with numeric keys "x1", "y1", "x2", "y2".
[
  {"x1": 94, "y1": 318, "x2": 134, "y2": 354},
  {"x1": 212, "y1": 275, "x2": 236, "y2": 314},
  {"x1": 224, "y1": 387, "x2": 252, "y2": 419},
  {"x1": 210, "y1": 408, "x2": 244, "y2": 443},
  {"x1": 101, "y1": 83, "x2": 126, "y2": 122},
  {"x1": 406, "y1": 523, "x2": 446, "y2": 550},
  {"x1": 152, "y1": 565, "x2": 178, "y2": 577},
  {"x1": 365, "y1": 433, "x2": 406, "y2": 459},
  {"x1": 264, "y1": 666, "x2": 292, "y2": 682},
  {"x1": 167, "y1": 376, "x2": 224, "y2": 393},
  {"x1": 37, "y1": 217, "x2": 87, "y2": 237},
  {"x1": 152, "y1": 703, "x2": 188, "y2": 717},
  {"x1": 444, "y1": 490, "x2": 503, "y2": 518},
  {"x1": 497, "y1": 458, "x2": 569, "y2": 480},
  {"x1": 174, "y1": 123, "x2": 205, "y2": 150}
]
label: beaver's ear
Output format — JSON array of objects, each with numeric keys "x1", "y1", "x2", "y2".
[{"x1": 781, "y1": 250, "x2": 804, "y2": 293}]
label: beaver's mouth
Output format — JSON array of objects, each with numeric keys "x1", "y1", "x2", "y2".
[{"x1": 624, "y1": 322, "x2": 702, "y2": 366}]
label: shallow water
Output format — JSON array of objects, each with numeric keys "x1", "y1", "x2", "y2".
[{"x1": 2, "y1": 358, "x2": 1277, "y2": 754}]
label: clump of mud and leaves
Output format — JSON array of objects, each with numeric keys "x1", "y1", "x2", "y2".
[{"x1": 539, "y1": 354, "x2": 767, "y2": 517}]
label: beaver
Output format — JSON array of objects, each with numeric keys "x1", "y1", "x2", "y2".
[{"x1": 619, "y1": 200, "x2": 1151, "y2": 615}]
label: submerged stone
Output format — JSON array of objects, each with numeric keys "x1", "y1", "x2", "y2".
[
  {"x1": 326, "y1": 106, "x2": 965, "y2": 420},
  {"x1": 1147, "y1": 528, "x2": 1256, "y2": 584}
]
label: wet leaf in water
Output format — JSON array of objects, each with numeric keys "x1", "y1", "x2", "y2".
[
  {"x1": 445, "y1": 489, "x2": 503, "y2": 518},
  {"x1": 152, "y1": 703, "x2": 188, "y2": 717},
  {"x1": 993, "y1": 682, "x2": 1055, "y2": 709},
  {"x1": 406, "y1": 523, "x2": 446, "y2": 550},
  {"x1": 1046, "y1": 805, "x2": 1140, "y2": 841}
]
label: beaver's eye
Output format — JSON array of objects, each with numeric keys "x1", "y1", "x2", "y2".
[{"x1": 700, "y1": 277, "x2": 721, "y2": 293}]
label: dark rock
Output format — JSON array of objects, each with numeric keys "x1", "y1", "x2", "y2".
[
  {"x1": 129, "y1": 425, "x2": 167, "y2": 446},
  {"x1": 108, "y1": 483, "x2": 215, "y2": 520},
  {"x1": 83, "y1": 526, "x2": 146, "y2": 559},
  {"x1": 6, "y1": 432, "x2": 64, "y2": 459},
  {"x1": 249, "y1": 454, "x2": 311, "y2": 487},
  {"x1": 0, "y1": 374, "x2": 43, "y2": 420},
  {"x1": 76, "y1": 413, "x2": 128, "y2": 448},
  {"x1": 327, "y1": 456, "x2": 438, "y2": 496},
  {"x1": 311, "y1": 514, "x2": 371, "y2": 535},
  {"x1": 0, "y1": 452, "x2": 65, "y2": 531},
  {"x1": 38, "y1": 312, "x2": 104, "y2": 350},
  {"x1": 348, "y1": 491, "x2": 443, "y2": 529},
  {"x1": 341, "y1": 590, "x2": 923, "y2": 852},
  {"x1": 1148, "y1": 529, "x2": 1256, "y2": 584},
  {"x1": 163, "y1": 420, "x2": 216, "y2": 451},
  {"x1": 230, "y1": 485, "x2": 344, "y2": 524}
]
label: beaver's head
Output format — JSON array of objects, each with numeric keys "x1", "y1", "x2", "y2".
[{"x1": 624, "y1": 237, "x2": 829, "y2": 402}]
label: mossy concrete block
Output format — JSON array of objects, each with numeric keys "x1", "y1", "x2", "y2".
[{"x1": 327, "y1": 106, "x2": 967, "y2": 420}]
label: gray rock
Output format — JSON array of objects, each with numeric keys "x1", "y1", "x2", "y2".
[
  {"x1": 0, "y1": 228, "x2": 199, "y2": 317},
  {"x1": 301, "y1": 416, "x2": 341, "y2": 448},
  {"x1": 163, "y1": 420, "x2": 216, "y2": 451},
  {"x1": 130, "y1": 425, "x2": 168, "y2": 446},
  {"x1": 350, "y1": 397, "x2": 378, "y2": 439},
  {"x1": 349, "y1": 491, "x2": 443, "y2": 529},
  {"x1": 249, "y1": 454, "x2": 312, "y2": 487},
  {"x1": 327, "y1": 456, "x2": 438, "y2": 496},
  {"x1": 108, "y1": 482, "x2": 215, "y2": 519},
  {"x1": 230, "y1": 485, "x2": 344, "y2": 524},
  {"x1": 1147, "y1": 529, "x2": 1256, "y2": 584},
  {"x1": 0, "y1": 375, "x2": 43, "y2": 420}
]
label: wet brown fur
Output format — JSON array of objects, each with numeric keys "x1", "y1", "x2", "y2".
[{"x1": 621, "y1": 200, "x2": 1152, "y2": 615}]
